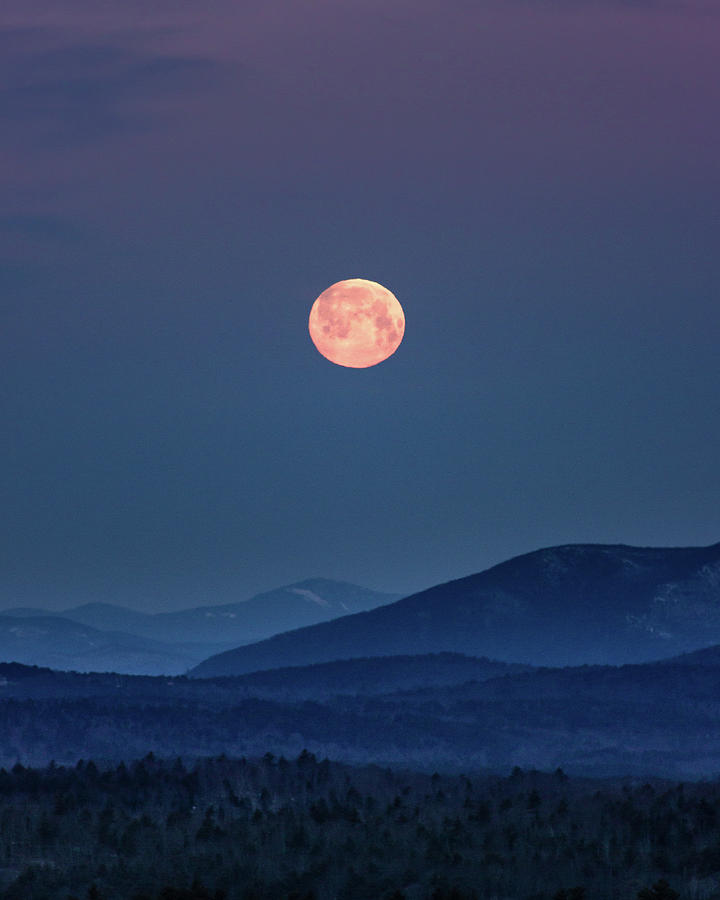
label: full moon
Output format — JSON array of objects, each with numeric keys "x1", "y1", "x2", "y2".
[{"x1": 308, "y1": 278, "x2": 405, "y2": 368}]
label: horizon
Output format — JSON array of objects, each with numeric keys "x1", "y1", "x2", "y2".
[{"x1": 2, "y1": 533, "x2": 719, "y2": 615}]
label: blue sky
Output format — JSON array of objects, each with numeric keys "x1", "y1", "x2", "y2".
[{"x1": 2, "y1": 0, "x2": 719, "y2": 610}]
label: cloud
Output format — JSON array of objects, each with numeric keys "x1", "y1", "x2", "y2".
[{"x1": 0, "y1": 26, "x2": 222, "y2": 151}]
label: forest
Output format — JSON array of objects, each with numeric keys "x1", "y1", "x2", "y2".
[
  {"x1": 0, "y1": 751, "x2": 717, "y2": 900},
  {"x1": 2, "y1": 657, "x2": 720, "y2": 778}
]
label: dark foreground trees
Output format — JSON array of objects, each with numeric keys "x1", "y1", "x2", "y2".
[
  {"x1": 0, "y1": 755, "x2": 714, "y2": 900},
  {"x1": 637, "y1": 880, "x2": 681, "y2": 900}
]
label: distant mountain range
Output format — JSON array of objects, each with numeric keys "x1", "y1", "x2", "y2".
[
  {"x1": 7, "y1": 540, "x2": 720, "y2": 777},
  {"x1": 190, "y1": 541, "x2": 720, "y2": 676},
  {"x1": 0, "y1": 579, "x2": 398, "y2": 675}
]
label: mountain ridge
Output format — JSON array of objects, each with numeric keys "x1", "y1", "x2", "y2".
[{"x1": 190, "y1": 541, "x2": 720, "y2": 676}]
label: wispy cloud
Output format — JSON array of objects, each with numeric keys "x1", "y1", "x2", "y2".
[{"x1": 0, "y1": 27, "x2": 222, "y2": 151}]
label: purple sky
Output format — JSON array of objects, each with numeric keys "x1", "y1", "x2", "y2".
[{"x1": 2, "y1": 0, "x2": 720, "y2": 610}]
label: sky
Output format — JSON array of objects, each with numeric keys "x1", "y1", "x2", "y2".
[{"x1": 2, "y1": 0, "x2": 719, "y2": 612}]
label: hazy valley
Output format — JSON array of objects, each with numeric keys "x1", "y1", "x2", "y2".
[{"x1": 0, "y1": 579, "x2": 397, "y2": 676}]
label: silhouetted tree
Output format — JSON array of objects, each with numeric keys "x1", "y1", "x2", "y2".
[{"x1": 637, "y1": 880, "x2": 680, "y2": 900}]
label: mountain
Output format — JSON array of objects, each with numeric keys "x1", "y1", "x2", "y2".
[
  {"x1": 0, "y1": 615, "x2": 228, "y2": 676},
  {"x1": 189, "y1": 541, "x2": 720, "y2": 676},
  {"x1": 658, "y1": 644, "x2": 720, "y2": 667},
  {"x1": 1, "y1": 579, "x2": 398, "y2": 647}
]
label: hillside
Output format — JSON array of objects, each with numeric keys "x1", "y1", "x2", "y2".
[
  {"x1": 0, "y1": 652, "x2": 528, "y2": 702},
  {"x1": 3, "y1": 646, "x2": 720, "y2": 777},
  {"x1": 190, "y1": 541, "x2": 720, "y2": 675}
]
